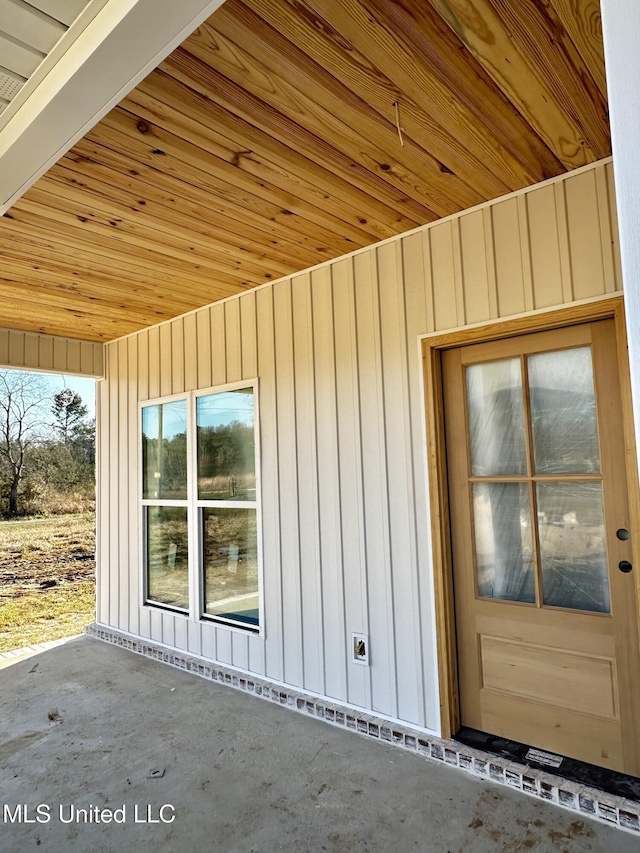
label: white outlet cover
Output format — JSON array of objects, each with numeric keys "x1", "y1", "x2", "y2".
[{"x1": 351, "y1": 632, "x2": 369, "y2": 666}]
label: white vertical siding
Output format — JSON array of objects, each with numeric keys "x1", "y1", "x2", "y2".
[
  {"x1": 107, "y1": 343, "x2": 119, "y2": 631},
  {"x1": 378, "y1": 239, "x2": 424, "y2": 724},
  {"x1": 332, "y1": 256, "x2": 370, "y2": 710},
  {"x1": 256, "y1": 286, "x2": 284, "y2": 681},
  {"x1": 312, "y1": 265, "x2": 347, "y2": 702},
  {"x1": 292, "y1": 273, "x2": 324, "y2": 696},
  {"x1": 354, "y1": 248, "x2": 396, "y2": 718},
  {"x1": 401, "y1": 231, "x2": 435, "y2": 725},
  {"x1": 0, "y1": 328, "x2": 103, "y2": 376},
  {"x1": 97, "y1": 160, "x2": 621, "y2": 732},
  {"x1": 117, "y1": 339, "x2": 129, "y2": 634},
  {"x1": 274, "y1": 279, "x2": 304, "y2": 687}
]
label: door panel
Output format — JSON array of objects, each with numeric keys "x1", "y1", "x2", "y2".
[
  {"x1": 443, "y1": 320, "x2": 640, "y2": 774},
  {"x1": 479, "y1": 637, "x2": 617, "y2": 719}
]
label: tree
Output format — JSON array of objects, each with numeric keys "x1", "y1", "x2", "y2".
[
  {"x1": 0, "y1": 371, "x2": 50, "y2": 516},
  {"x1": 31, "y1": 389, "x2": 96, "y2": 499},
  {"x1": 52, "y1": 389, "x2": 89, "y2": 445}
]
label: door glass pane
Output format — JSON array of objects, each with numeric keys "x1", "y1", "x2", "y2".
[
  {"x1": 203, "y1": 508, "x2": 259, "y2": 626},
  {"x1": 146, "y1": 506, "x2": 189, "y2": 610},
  {"x1": 537, "y1": 482, "x2": 610, "y2": 613},
  {"x1": 142, "y1": 400, "x2": 188, "y2": 499},
  {"x1": 466, "y1": 359, "x2": 527, "y2": 475},
  {"x1": 197, "y1": 389, "x2": 255, "y2": 500},
  {"x1": 473, "y1": 482, "x2": 535, "y2": 602},
  {"x1": 528, "y1": 347, "x2": 600, "y2": 474}
]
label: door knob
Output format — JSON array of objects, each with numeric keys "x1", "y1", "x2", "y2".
[{"x1": 619, "y1": 560, "x2": 633, "y2": 573}]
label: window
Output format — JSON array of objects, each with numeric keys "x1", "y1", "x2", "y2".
[
  {"x1": 142, "y1": 399, "x2": 189, "y2": 612},
  {"x1": 197, "y1": 388, "x2": 259, "y2": 628},
  {"x1": 141, "y1": 383, "x2": 260, "y2": 631}
]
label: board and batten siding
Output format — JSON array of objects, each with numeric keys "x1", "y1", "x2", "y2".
[
  {"x1": 0, "y1": 328, "x2": 104, "y2": 377},
  {"x1": 96, "y1": 159, "x2": 622, "y2": 733}
]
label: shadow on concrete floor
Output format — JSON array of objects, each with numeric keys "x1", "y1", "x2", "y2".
[{"x1": 0, "y1": 635, "x2": 636, "y2": 853}]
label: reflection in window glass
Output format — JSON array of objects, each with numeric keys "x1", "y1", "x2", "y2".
[
  {"x1": 528, "y1": 347, "x2": 600, "y2": 474},
  {"x1": 203, "y1": 508, "x2": 258, "y2": 626},
  {"x1": 473, "y1": 482, "x2": 535, "y2": 603},
  {"x1": 538, "y1": 481, "x2": 610, "y2": 613},
  {"x1": 146, "y1": 506, "x2": 189, "y2": 610},
  {"x1": 197, "y1": 389, "x2": 255, "y2": 500},
  {"x1": 142, "y1": 401, "x2": 188, "y2": 499},
  {"x1": 466, "y1": 359, "x2": 527, "y2": 476}
]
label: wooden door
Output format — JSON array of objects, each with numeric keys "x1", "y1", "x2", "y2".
[{"x1": 443, "y1": 320, "x2": 640, "y2": 774}]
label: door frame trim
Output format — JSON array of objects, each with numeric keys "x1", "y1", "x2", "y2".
[{"x1": 421, "y1": 296, "x2": 640, "y2": 741}]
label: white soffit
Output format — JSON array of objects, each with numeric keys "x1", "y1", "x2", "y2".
[
  {"x1": 0, "y1": 0, "x2": 227, "y2": 214},
  {"x1": 0, "y1": 0, "x2": 107, "y2": 123}
]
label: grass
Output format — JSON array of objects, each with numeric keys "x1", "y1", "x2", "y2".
[
  {"x1": 0, "y1": 583, "x2": 95, "y2": 652},
  {"x1": 0, "y1": 513, "x2": 95, "y2": 653}
]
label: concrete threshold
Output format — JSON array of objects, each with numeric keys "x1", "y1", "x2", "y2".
[{"x1": 0, "y1": 635, "x2": 81, "y2": 670}]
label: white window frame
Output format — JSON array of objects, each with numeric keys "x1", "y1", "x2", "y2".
[
  {"x1": 140, "y1": 391, "x2": 190, "y2": 616},
  {"x1": 193, "y1": 379, "x2": 262, "y2": 633},
  {"x1": 139, "y1": 380, "x2": 263, "y2": 635}
]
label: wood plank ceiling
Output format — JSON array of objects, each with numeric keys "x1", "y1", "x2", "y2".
[{"x1": 0, "y1": 0, "x2": 608, "y2": 341}]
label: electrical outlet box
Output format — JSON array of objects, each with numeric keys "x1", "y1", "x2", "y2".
[{"x1": 352, "y1": 632, "x2": 369, "y2": 666}]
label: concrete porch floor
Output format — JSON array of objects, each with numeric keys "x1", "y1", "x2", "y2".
[{"x1": 0, "y1": 636, "x2": 637, "y2": 853}]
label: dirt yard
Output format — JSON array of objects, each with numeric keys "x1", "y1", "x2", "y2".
[{"x1": 0, "y1": 514, "x2": 95, "y2": 652}]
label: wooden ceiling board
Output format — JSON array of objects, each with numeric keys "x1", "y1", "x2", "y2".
[
  {"x1": 187, "y1": 11, "x2": 483, "y2": 217},
  {"x1": 161, "y1": 47, "x2": 430, "y2": 230},
  {"x1": 21, "y1": 185, "x2": 270, "y2": 283},
  {"x1": 161, "y1": 42, "x2": 449, "y2": 225},
  {"x1": 109, "y1": 108, "x2": 395, "y2": 248},
  {"x1": 96, "y1": 107, "x2": 382, "y2": 248},
  {"x1": 494, "y1": 0, "x2": 608, "y2": 153},
  {"x1": 0, "y1": 0, "x2": 610, "y2": 342},
  {"x1": 298, "y1": 0, "x2": 565, "y2": 185},
  {"x1": 4, "y1": 203, "x2": 247, "y2": 298},
  {"x1": 42, "y1": 167, "x2": 306, "y2": 279},
  {"x1": 0, "y1": 257, "x2": 196, "y2": 320},
  {"x1": 63, "y1": 143, "x2": 342, "y2": 267},
  {"x1": 69, "y1": 136, "x2": 363, "y2": 261},
  {"x1": 128, "y1": 71, "x2": 419, "y2": 242},
  {"x1": 426, "y1": 0, "x2": 608, "y2": 166},
  {"x1": 547, "y1": 0, "x2": 607, "y2": 97},
  {"x1": 5, "y1": 200, "x2": 238, "y2": 284},
  {"x1": 0, "y1": 276, "x2": 154, "y2": 335},
  {"x1": 2, "y1": 233, "x2": 225, "y2": 307},
  {"x1": 243, "y1": 0, "x2": 513, "y2": 201}
]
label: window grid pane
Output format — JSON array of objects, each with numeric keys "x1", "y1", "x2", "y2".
[
  {"x1": 202, "y1": 507, "x2": 259, "y2": 626},
  {"x1": 146, "y1": 505, "x2": 189, "y2": 611},
  {"x1": 142, "y1": 400, "x2": 188, "y2": 500},
  {"x1": 197, "y1": 389, "x2": 256, "y2": 501},
  {"x1": 466, "y1": 358, "x2": 527, "y2": 476},
  {"x1": 537, "y1": 481, "x2": 610, "y2": 614},
  {"x1": 472, "y1": 481, "x2": 535, "y2": 603},
  {"x1": 466, "y1": 345, "x2": 610, "y2": 613},
  {"x1": 528, "y1": 347, "x2": 600, "y2": 475}
]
